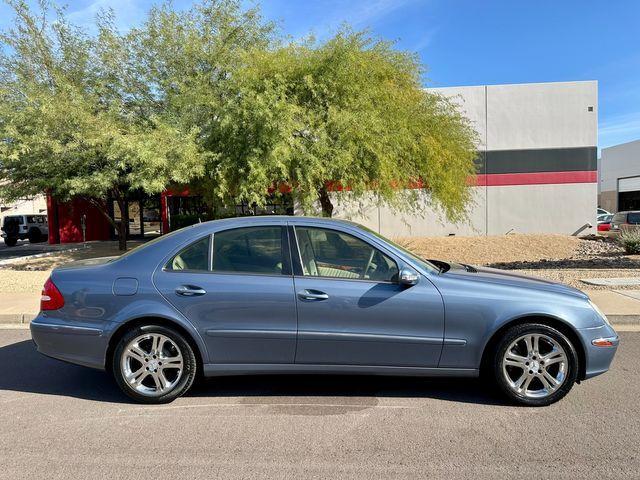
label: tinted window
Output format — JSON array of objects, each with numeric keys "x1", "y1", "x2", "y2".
[
  {"x1": 167, "y1": 236, "x2": 210, "y2": 271},
  {"x1": 295, "y1": 227, "x2": 399, "y2": 282},
  {"x1": 213, "y1": 227, "x2": 285, "y2": 275},
  {"x1": 628, "y1": 213, "x2": 640, "y2": 224}
]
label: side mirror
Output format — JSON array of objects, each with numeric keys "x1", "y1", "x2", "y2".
[{"x1": 399, "y1": 267, "x2": 419, "y2": 286}]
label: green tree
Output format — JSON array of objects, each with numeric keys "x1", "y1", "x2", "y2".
[
  {"x1": 0, "y1": 0, "x2": 272, "y2": 249},
  {"x1": 206, "y1": 30, "x2": 479, "y2": 219}
]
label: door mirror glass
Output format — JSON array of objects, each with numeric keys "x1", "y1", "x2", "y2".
[{"x1": 399, "y1": 268, "x2": 419, "y2": 286}]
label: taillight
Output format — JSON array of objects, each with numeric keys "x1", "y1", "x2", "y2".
[{"x1": 41, "y1": 277, "x2": 64, "y2": 311}]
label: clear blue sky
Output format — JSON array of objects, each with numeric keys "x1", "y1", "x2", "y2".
[{"x1": 2, "y1": 0, "x2": 639, "y2": 150}]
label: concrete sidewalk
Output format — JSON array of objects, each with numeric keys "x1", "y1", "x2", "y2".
[{"x1": 1, "y1": 289, "x2": 640, "y2": 326}]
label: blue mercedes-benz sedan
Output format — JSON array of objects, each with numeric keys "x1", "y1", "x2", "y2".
[{"x1": 31, "y1": 216, "x2": 618, "y2": 405}]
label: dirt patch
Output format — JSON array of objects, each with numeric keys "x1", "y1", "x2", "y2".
[
  {"x1": 395, "y1": 234, "x2": 582, "y2": 265},
  {"x1": 395, "y1": 234, "x2": 640, "y2": 290},
  {"x1": 0, "y1": 240, "x2": 145, "y2": 272},
  {"x1": 0, "y1": 270, "x2": 51, "y2": 294}
]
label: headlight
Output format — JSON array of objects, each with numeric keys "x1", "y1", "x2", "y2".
[{"x1": 589, "y1": 300, "x2": 610, "y2": 326}]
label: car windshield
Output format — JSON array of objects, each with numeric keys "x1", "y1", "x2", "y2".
[{"x1": 358, "y1": 225, "x2": 441, "y2": 274}]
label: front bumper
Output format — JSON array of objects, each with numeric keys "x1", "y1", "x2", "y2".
[
  {"x1": 30, "y1": 314, "x2": 109, "y2": 370},
  {"x1": 577, "y1": 323, "x2": 619, "y2": 380}
]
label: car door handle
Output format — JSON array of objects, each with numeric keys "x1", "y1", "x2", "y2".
[
  {"x1": 175, "y1": 285, "x2": 207, "y2": 297},
  {"x1": 297, "y1": 289, "x2": 329, "y2": 301}
]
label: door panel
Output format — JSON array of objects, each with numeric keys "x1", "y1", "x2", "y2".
[
  {"x1": 293, "y1": 277, "x2": 444, "y2": 367},
  {"x1": 155, "y1": 272, "x2": 297, "y2": 364}
]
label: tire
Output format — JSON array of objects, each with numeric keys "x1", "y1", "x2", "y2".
[
  {"x1": 112, "y1": 325, "x2": 197, "y2": 404},
  {"x1": 4, "y1": 237, "x2": 17, "y2": 247},
  {"x1": 492, "y1": 323, "x2": 578, "y2": 406},
  {"x1": 28, "y1": 228, "x2": 41, "y2": 243}
]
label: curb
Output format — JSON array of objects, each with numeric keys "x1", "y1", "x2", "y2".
[{"x1": 0, "y1": 313, "x2": 37, "y2": 324}]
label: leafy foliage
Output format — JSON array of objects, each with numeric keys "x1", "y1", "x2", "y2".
[{"x1": 205, "y1": 30, "x2": 479, "y2": 218}]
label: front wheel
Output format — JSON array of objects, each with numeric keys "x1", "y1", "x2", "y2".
[
  {"x1": 493, "y1": 323, "x2": 578, "y2": 406},
  {"x1": 112, "y1": 325, "x2": 197, "y2": 404}
]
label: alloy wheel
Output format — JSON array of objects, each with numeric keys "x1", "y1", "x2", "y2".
[
  {"x1": 120, "y1": 333, "x2": 184, "y2": 397},
  {"x1": 501, "y1": 333, "x2": 568, "y2": 399}
]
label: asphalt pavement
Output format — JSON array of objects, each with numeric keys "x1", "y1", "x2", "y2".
[{"x1": 0, "y1": 329, "x2": 638, "y2": 479}]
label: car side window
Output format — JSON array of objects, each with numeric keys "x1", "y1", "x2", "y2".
[
  {"x1": 212, "y1": 226, "x2": 286, "y2": 275},
  {"x1": 295, "y1": 226, "x2": 399, "y2": 282},
  {"x1": 167, "y1": 236, "x2": 210, "y2": 271}
]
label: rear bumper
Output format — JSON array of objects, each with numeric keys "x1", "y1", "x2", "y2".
[
  {"x1": 577, "y1": 324, "x2": 619, "y2": 380},
  {"x1": 30, "y1": 314, "x2": 109, "y2": 370}
]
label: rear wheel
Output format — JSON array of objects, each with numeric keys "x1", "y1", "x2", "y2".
[
  {"x1": 112, "y1": 325, "x2": 197, "y2": 404},
  {"x1": 493, "y1": 323, "x2": 578, "y2": 406},
  {"x1": 4, "y1": 237, "x2": 17, "y2": 247},
  {"x1": 28, "y1": 228, "x2": 41, "y2": 243}
]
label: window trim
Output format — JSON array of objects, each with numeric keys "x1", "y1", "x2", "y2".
[{"x1": 289, "y1": 225, "x2": 400, "y2": 284}]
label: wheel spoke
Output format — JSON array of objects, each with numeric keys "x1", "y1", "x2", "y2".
[
  {"x1": 131, "y1": 371, "x2": 149, "y2": 387},
  {"x1": 128, "y1": 344, "x2": 147, "y2": 361},
  {"x1": 540, "y1": 370, "x2": 559, "y2": 391},
  {"x1": 532, "y1": 335, "x2": 540, "y2": 354},
  {"x1": 523, "y1": 336, "x2": 533, "y2": 355}
]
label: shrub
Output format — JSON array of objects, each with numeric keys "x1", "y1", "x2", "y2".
[{"x1": 619, "y1": 229, "x2": 640, "y2": 255}]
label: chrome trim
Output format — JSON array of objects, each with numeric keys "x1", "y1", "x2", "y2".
[
  {"x1": 205, "y1": 329, "x2": 296, "y2": 339},
  {"x1": 299, "y1": 331, "x2": 443, "y2": 345},
  {"x1": 443, "y1": 338, "x2": 467, "y2": 346}
]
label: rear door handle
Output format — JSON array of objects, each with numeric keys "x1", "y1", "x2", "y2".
[
  {"x1": 175, "y1": 285, "x2": 207, "y2": 297},
  {"x1": 297, "y1": 289, "x2": 329, "y2": 301}
]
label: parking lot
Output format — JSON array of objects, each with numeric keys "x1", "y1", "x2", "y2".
[{"x1": 0, "y1": 328, "x2": 638, "y2": 479}]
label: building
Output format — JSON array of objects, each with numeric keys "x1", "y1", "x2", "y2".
[
  {"x1": 0, "y1": 194, "x2": 47, "y2": 220},
  {"x1": 44, "y1": 80, "x2": 598, "y2": 244},
  {"x1": 333, "y1": 80, "x2": 599, "y2": 237},
  {"x1": 599, "y1": 139, "x2": 640, "y2": 213}
]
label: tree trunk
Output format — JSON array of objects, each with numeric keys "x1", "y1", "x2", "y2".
[
  {"x1": 317, "y1": 186, "x2": 334, "y2": 218},
  {"x1": 84, "y1": 194, "x2": 128, "y2": 251},
  {"x1": 116, "y1": 196, "x2": 128, "y2": 251}
]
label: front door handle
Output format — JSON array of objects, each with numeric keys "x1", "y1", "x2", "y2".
[
  {"x1": 297, "y1": 289, "x2": 329, "y2": 301},
  {"x1": 175, "y1": 285, "x2": 207, "y2": 297}
]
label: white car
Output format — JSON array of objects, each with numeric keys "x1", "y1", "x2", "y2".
[
  {"x1": 597, "y1": 208, "x2": 611, "y2": 217},
  {"x1": 1, "y1": 214, "x2": 48, "y2": 246}
]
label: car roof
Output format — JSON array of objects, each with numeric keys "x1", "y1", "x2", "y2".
[{"x1": 192, "y1": 215, "x2": 364, "y2": 229}]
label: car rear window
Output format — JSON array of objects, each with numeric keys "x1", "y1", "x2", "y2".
[{"x1": 628, "y1": 213, "x2": 640, "y2": 224}]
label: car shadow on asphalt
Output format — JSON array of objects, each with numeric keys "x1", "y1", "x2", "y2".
[{"x1": 0, "y1": 340, "x2": 507, "y2": 406}]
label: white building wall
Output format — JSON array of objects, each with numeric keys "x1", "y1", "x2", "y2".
[
  {"x1": 600, "y1": 139, "x2": 640, "y2": 193},
  {"x1": 333, "y1": 80, "x2": 598, "y2": 237}
]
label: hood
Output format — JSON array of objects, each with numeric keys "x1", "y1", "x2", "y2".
[
  {"x1": 440, "y1": 262, "x2": 588, "y2": 300},
  {"x1": 55, "y1": 256, "x2": 118, "y2": 270}
]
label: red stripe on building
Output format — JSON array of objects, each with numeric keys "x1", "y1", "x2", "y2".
[{"x1": 474, "y1": 170, "x2": 597, "y2": 187}]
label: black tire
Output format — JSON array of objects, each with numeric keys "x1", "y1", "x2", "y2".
[
  {"x1": 493, "y1": 323, "x2": 578, "y2": 406},
  {"x1": 4, "y1": 237, "x2": 17, "y2": 247},
  {"x1": 112, "y1": 325, "x2": 197, "y2": 404},
  {"x1": 28, "y1": 228, "x2": 41, "y2": 243}
]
